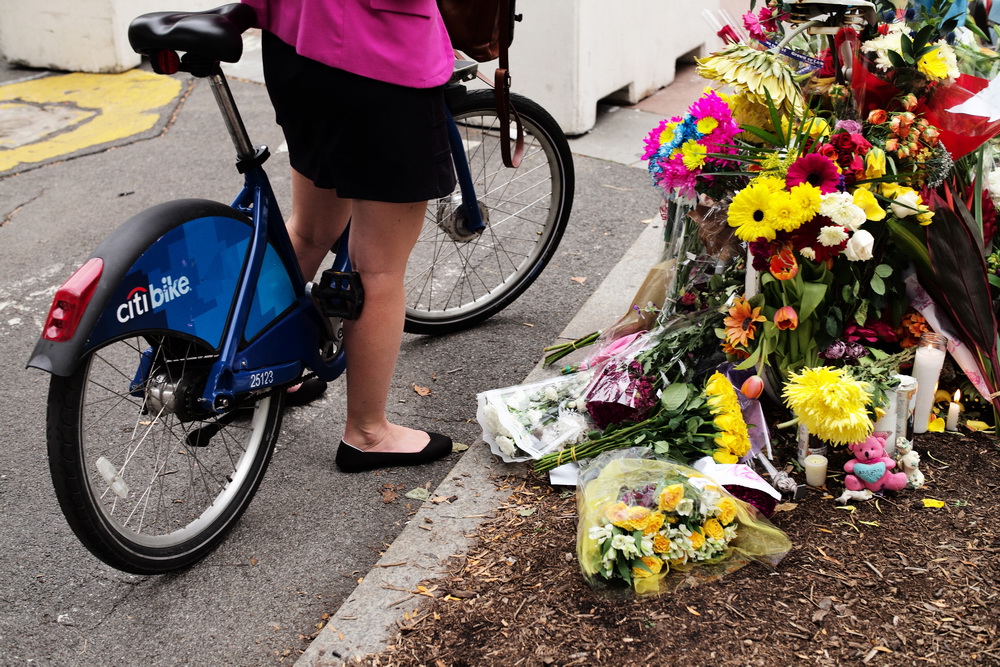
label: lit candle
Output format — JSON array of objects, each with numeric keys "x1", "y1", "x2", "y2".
[
  {"x1": 946, "y1": 389, "x2": 961, "y2": 431},
  {"x1": 803, "y1": 454, "x2": 828, "y2": 487},
  {"x1": 911, "y1": 332, "x2": 948, "y2": 434}
]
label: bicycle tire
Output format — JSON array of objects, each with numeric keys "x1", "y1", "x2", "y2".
[
  {"x1": 47, "y1": 333, "x2": 284, "y2": 574},
  {"x1": 403, "y1": 90, "x2": 575, "y2": 335}
]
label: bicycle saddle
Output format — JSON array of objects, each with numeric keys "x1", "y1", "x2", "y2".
[{"x1": 128, "y1": 3, "x2": 256, "y2": 64}]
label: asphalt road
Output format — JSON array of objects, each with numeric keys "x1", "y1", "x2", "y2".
[{"x1": 0, "y1": 73, "x2": 659, "y2": 665}]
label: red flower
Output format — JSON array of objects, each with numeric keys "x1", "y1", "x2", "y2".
[{"x1": 786, "y1": 153, "x2": 841, "y2": 193}]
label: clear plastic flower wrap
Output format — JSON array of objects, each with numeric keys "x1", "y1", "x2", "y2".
[
  {"x1": 476, "y1": 370, "x2": 596, "y2": 462},
  {"x1": 582, "y1": 332, "x2": 660, "y2": 429},
  {"x1": 577, "y1": 448, "x2": 791, "y2": 596}
]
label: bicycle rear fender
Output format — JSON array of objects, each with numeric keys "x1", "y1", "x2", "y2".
[{"x1": 28, "y1": 198, "x2": 299, "y2": 376}]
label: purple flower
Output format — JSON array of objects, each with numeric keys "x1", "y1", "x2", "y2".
[{"x1": 821, "y1": 340, "x2": 847, "y2": 360}]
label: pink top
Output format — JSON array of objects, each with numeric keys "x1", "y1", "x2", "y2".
[{"x1": 241, "y1": 0, "x2": 454, "y2": 88}]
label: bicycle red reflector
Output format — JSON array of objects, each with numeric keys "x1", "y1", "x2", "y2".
[
  {"x1": 153, "y1": 50, "x2": 181, "y2": 75},
  {"x1": 42, "y1": 258, "x2": 103, "y2": 342}
]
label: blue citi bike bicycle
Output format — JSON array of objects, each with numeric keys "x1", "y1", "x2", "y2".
[{"x1": 27, "y1": 4, "x2": 574, "y2": 574}]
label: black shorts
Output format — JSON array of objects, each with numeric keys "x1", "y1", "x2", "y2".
[{"x1": 261, "y1": 31, "x2": 456, "y2": 203}]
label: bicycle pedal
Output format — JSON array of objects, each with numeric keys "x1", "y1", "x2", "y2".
[{"x1": 311, "y1": 270, "x2": 365, "y2": 320}]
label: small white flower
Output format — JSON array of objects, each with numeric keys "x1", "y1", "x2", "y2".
[
  {"x1": 987, "y1": 170, "x2": 1000, "y2": 205},
  {"x1": 844, "y1": 229, "x2": 875, "y2": 261},
  {"x1": 589, "y1": 524, "x2": 613, "y2": 543},
  {"x1": 675, "y1": 498, "x2": 694, "y2": 516},
  {"x1": 496, "y1": 435, "x2": 518, "y2": 457},
  {"x1": 543, "y1": 386, "x2": 559, "y2": 401},
  {"x1": 611, "y1": 534, "x2": 639, "y2": 558},
  {"x1": 799, "y1": 246, "x2": 817, "y2": 260},
  {"x1": 818, "y1": 225, "x2": 849, "y2": 247}
]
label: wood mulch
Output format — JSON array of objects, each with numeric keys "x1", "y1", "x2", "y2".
[{"x1": 347, "y1": 430, "x2": 998, "y2": 666}]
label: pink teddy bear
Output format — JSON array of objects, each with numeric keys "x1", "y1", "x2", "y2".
[{"x1": 843, "y1": 434, "x2": 908, "y2": 494}]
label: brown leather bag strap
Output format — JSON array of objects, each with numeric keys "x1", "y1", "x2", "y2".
[{"x1": 494, "y1": 0, "x2": 522, "y2": 168}]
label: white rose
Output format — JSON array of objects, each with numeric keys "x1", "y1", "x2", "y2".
[
  {"x1": 845, "y1": 229, "x2": 875, "y2": 261},
  {"x1": 836, "y1": 204, "x2": 867, "y2": 231},
  {"x1": 890, "y1": 190, "x2": 922, "y2": 218}
]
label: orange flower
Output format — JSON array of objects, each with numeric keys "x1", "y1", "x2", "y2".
[
  {"x1": 867, "y1": 109, "x2": 887, "y2": 124},
  {"x1": 769, "y1": 244, "x2": 799, "y2": 280},
  {"x1": 774, "y1": 305, "x2": 799, "y2": 330},
  {"x1": 723, "y1": 297, "x2": 766, "y2": 347},
  {"x1": 722, "y1": 340, "x2": 751, "y2": 360}
]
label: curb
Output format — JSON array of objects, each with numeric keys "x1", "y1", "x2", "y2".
[{"x1": 295, "y1": 218, "x2": 665, "y2": 665}]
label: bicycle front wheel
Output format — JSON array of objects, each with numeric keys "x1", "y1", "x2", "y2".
[
  {"x1": 47, "y1": 333, "x2": 283, "y2": 574},
  {"x1": 404, "y1": 90, "x2": 575, "y2": 335}
]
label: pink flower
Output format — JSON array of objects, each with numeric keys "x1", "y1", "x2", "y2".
[
  {"x1": 786, "y1": 153, "x2": 841, "y2": 193},
  {"x1": 743, "y1": 11, "x2": 766, "y2": 39}
]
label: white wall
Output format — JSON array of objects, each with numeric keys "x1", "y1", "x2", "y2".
[
  {"x1": 481, "y1": 0, "x2": 721, "y2": 135},
  {"x1": 0, "y1": 1, "x2": 217, "y2": 73}
]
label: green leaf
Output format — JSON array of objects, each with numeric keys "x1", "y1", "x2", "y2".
[
  {"x1": 900, "y1": 33, "x2": 914, "y2": 60},
  {"x1": 870, "y1": 274, "x2": 886, "y2": 296},
  {"x1": 886, "y1": 218, "x2": 931, "y2": 275},
  {"x1": 660, "y1": 383, "x2": 691, "y2": 411},
  {"x1": 989, "y1": 273, "x2": 1000, "y2": 289},
  {"x1": 886, "y1": 49, "x2": 907, "y2": 69},
  {"x1": 855, "y1": 300, "x2": 869, "y2": 327},
  {"x1": 739, "y1": 123, "x2": 783, "y2": 147},
  {"x1": 797, "y1": 280, "x2": 828, "y2": 322},
  {"x1": 874, "y1": 264, "x2": 893, "y2": 278}
]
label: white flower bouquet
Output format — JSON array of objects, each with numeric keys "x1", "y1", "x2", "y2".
[{"x1": 477, "y1": 370, "x2": 595, "y2": 461}]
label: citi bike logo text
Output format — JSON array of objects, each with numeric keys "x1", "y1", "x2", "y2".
[{"x1": 117, "y1": 275, "x2": 192, "y2": 323}]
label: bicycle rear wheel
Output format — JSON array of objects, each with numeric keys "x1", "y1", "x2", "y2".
[
  {"x1": 47, "y1": 333, "x2": 283, "y2": 574},
  {"x1": 403, "y1": 90, "x2": 575, "y2": 335}
]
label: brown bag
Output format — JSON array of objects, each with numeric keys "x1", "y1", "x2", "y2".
[
  {"x1": 437, "y1": 0, "x2": 523, "y2": 167},
  {"x1": 436, "y1": 0, "x2": 511, "y2": 62}
]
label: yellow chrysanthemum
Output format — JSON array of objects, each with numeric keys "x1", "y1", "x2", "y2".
[
  {"x1": 688, "y1": 529, "x2": 706, "y2": 550},
  {"x1": 783, "y1": 366, "x2": 873, "y2": 445},
  {"x1": 632, "y1": 555, "x2": 664, "y2": 578},
  {"x1": 788, "y1": 182, "x2": 822, "y2": 221},
  {"x1": 917, "y1": 47, "x2": 949, "y2": 81},
  {"x1": 728, "y1": 183, "x2": 778, "y2": 241},
  {"x1": 717, "y1": 497, "x2": 739, "y2": 525},
  {"x1": 767, "y1": 190, "x2": 805, "y2": 232},
  {"x1": 703, "y1": 518, "x2": 725, "y2": 541},
  {"x1": 652, "y1": 534, "x2": 671, "y2": 553},
  {"x1": 681, "y1": 139, "x2": 708, "y2": 170},
  {"x1": 658, "y1": 484, "x2": 685, "y2": 512}
]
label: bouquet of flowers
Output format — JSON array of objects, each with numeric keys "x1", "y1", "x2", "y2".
[
  {"x1": 577, "y1": 449, "x2": 791, "y2": 596},
  {"x1": 477, "y1": 371, "x2": 595, "y2": 461}
]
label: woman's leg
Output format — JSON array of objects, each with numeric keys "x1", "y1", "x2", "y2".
[
  {"x1": 341, "y1": 198, "x2": 430, "y2": 453},
  {"x1": 286, "y1": 167, "x2": 431, "y2": 454},
  {"x1": 286, "y1": 168, "x2": 352, "y2": 280}
]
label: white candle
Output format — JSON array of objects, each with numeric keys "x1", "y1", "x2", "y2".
[
  {"x1": 911, "y1": 333, "x2": 948, "y2": 434},
  {"x1": 946, "y1": 390, "x2": 961, "y2": 431},
  {"x1": 803, "y1": 454, "x2": 828, "y2": 487}
]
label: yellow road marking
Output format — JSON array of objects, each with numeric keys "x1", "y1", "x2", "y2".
[{"x1": 0, "y1": 70, "x2": 182, "y2": 172}]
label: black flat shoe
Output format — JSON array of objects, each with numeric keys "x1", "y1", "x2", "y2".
[
  {"x1": 284, "y1": 378, "x2": 328, "y2": 407},
  {"x1": 335, "y1": 432, "x2": 453, "y2": 473}
]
